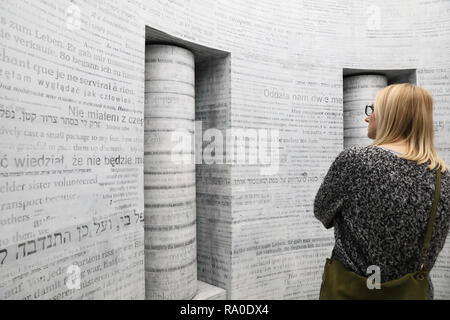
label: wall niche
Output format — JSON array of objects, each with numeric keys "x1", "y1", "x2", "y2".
[
  {"x1": 144, "y1": 26, "x2": 231, "y2": 300},
  {"x1": 343, "y1": 68, "x2": 416, "y2": 148}
]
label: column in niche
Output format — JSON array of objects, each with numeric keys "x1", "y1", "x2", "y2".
[
  {"x1": 343, "y1": 74, "x2": 387, "y2": 148},
  {"x1": 144, "y1": 45, "x2": 197, "y2": 300}
]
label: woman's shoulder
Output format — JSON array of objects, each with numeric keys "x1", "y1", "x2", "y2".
[
  {"x1": 335, "y1": 145, "x2": 387, "y2": 162},
  {"x1": 340, "y1": 145, "x2": 450, "y2": 180},
  {"x1": 329, "y1": 146, "x2": 370, "y2": 174},
  {"x1": 338, "y1": 145, "x2": 408, "y2": 162},
  {"x1": 332, "y1": 145, "x2": 410, "y2": 176}
]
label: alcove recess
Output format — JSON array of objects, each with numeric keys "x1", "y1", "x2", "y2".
[
  {"x1": 144, "y1": 26, "x2": 231, "y2": 300},
  {"x1": 342, "y1": 68, "x2": 417, "y2": 148}
]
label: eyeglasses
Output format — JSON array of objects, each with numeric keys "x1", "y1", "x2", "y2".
[{"x1": 365, "y1": 104, "x2": 374, "y2": 116}]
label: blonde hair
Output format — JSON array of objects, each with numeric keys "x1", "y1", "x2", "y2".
[{"x1": 373, "y1": 83, "x2": 447, "y2": 172}]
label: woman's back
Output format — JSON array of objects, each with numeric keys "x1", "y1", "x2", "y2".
[{"x1": 314, "y1": 145, "x2": 450, "y2": 299}]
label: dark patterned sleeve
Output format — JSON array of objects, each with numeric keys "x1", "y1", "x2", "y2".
[{"x1": 314, "y1": 148, "x2": 356, "y2": 229}]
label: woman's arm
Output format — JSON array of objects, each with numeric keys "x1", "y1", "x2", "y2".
[{"x1": 314, "y1": 148, "x2": 357, "y2": 229}]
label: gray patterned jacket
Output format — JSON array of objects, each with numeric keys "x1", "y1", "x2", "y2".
[{"x1": 314, "y1": 145, "x2": 450, "y2": 299}]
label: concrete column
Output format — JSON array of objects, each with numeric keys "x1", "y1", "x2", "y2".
[
  {"x1": 144, "y1": 45, "x2": 197, "y2": 300},
  {"x1": 343, "y1": 74, "x2": 387, "y2": 148}
]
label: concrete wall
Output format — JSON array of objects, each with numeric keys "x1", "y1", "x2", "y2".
[{"x1": 1, "y1": 0, "x2": 449, "y2": 299}]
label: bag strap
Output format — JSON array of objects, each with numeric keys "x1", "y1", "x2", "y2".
[{"x1": 420, "y1": 167, "x2": 442, "y2": 272}]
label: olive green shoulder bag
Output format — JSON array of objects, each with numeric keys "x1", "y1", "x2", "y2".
[{"x1": 319, "y1": 168, "x2": 442, "y2": 300}]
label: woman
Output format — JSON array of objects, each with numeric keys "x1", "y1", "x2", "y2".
[{"x1": 314, "y1": 83, "x2": 450, "y2": 299}]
